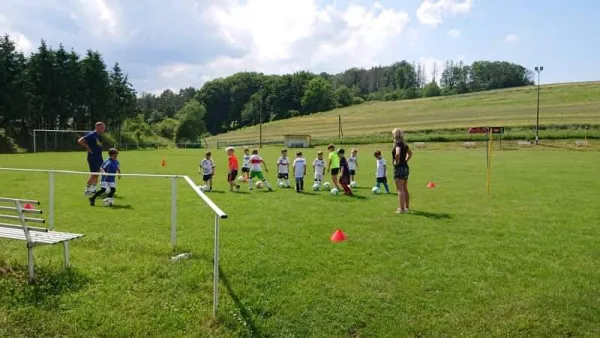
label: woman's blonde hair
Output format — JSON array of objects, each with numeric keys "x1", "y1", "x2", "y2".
[{"x1": 392, "y1": 128, "x2": 406, "y2": 145}]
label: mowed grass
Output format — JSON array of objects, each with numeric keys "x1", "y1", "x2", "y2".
[
  {"x1": 1, "y1": 146, "x2": 600, "y2": 337},
  {"x1": 207, "y1": 81, "x2": 600, "y2": 143}
]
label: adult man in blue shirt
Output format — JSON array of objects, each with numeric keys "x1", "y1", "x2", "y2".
[{"x1": 78, "y1": 121, "x2": 106, "y2": 195}]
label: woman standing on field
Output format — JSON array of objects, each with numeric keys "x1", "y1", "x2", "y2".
[{"x1": 392, "y1": 128, "x2": 412, "y2": 213}]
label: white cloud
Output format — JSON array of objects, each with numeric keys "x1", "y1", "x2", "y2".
[
  {"x1": 416, "y1": 0, "x2": 473, "y2": 27},
  {"x1": 505, "y1": 34, "x2": 518, "y2": 42},
  {"x1": 447, "y1": 28, "x2": 461, "y2": 38},
  {"x1": 77, "y1": 0, "x2": 119, "y2": 36},
  {"x1": 0, "y1": 14, "x2": 34, "y2": 54}
]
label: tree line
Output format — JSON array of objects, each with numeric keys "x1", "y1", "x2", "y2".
[{"x1": 1, "y1": 33, "x2": 535, "y2": 151}]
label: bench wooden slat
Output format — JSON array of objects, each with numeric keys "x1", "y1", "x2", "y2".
[
  {"x1": 0, "y1": 228, "x2": 83, "y2": 244},
  {"x1": 0, "y1": 214, "x2": 45, "y2": 223},
  {"x1": 0, "y1": 206, "x2": 43, "y2": 214},
  {"x1": 0, "y1": 222, "x2": 48, "y2": 232}
]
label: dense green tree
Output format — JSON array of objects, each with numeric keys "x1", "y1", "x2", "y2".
[
  {"x1": 175, "y1": 100, "x2": 206, "y2": 143},
  {"x1": 334, "y1": 85, "x2": 353, "y2": 107},
  {"x1": 301, "y1": 77, "x2": 336, "y2": 113}
]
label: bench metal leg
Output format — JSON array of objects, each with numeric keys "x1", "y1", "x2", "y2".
[
  {"x1": 27, "y1": 245, "x2": 35, "y2": 283},
  {"x1": 63, "y1": 241, "x2": 70, "y2": 268}
]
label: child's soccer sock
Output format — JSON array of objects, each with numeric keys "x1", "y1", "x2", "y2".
[
  {"x1": 296, "y1": 183, "x2": 300, "y2": 192},
  {"x1": 248, "y1": 178, "x2": 253, "y2": 189},
  {"x1": 90, "y1": 188, "x2": 107, "y2": 200},
  {"x1": 300, "y1": 179, "x2": 304, "y2": 190},
  {"x1": 107, "y1": 187, "x2": 116, "y2": 198},
  {"x1": 264, "y1": 180, "x2": 272, "y2": 189},
  {"x1": 383, "y1": 182, "x2": 390, "y2": 193}
]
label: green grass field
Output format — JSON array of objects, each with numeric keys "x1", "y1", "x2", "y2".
[
  {"x1": 1, "y1": 146, "x2": 600, "y2": 337},
  {"x1": 207, "y1": 81, "x2": 600, "y2": 144}
]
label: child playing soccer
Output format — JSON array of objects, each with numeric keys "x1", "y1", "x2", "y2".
[
  {"x1": 292, "y1": 151, "x2": 306, "y2": 193},
  {"x1": 338, "y1": 149, "x2": 353, "y2": 196},
  {"x1": 312, "y1": 151, "x2": 326, "y2": 187},
  {"x1": 241, "y1": 148, "x2": 251, "y2": 181},
  {"x1": 326, "y1": 144, "x2": 341, "y2": 190},
  {"x1": 89, "y1": 148, "x2": 121, "y2": 206},
  {"x1": 276, "y1": 149, "x2": 291, "y2": 188},
  {"x1": 248, "y1": 149, "x2": 273, "y2": 191},
  {"x1": 226, "y1": 147, "x2": 241, "y2": 192},
  {"x1": 374, "y1": 150, "x2": 390, "y2": 193},
  {"x1": 348, "y1": 148, "x2": 359, "y2": 182},
  {"x1": 200, "y1": 151, "x2": 216, "y2": 191}
]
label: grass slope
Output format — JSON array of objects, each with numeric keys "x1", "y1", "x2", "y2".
[
  {"x1": 207, "y1": 81, "x2": 600, "y2": 144},
  {"x1": 1, "y1": 147, "x2": 600, "y2": 337}
]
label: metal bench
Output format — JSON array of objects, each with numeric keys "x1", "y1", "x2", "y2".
[{"x1": 0, "y1": 197, "x2": 84, "y2": 283}]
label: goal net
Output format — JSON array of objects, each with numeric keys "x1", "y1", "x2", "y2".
[{"x1": 33, "y1": 129, "x2": 90, "y2": 153}]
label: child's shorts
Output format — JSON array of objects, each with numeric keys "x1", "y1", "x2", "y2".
[
  {"x1": 295, "y1": 177, "x2": 304, "y2": 183},
  {"x1": 242, "y1": 167, "x2": 250, "y2": 173},
  {"x1": 228, "y1": 170, "x2": 238, "y2": 182},
  {"x1": 250, "y1": 171, "x2": 264, "y2": 180},
  {"x1": 376, "y1": 177, "x2": 387, "y2": 184},
  {"x1": 349, "y1": 170, "x2": 356, "y2": 176},
  {"x1": 203, "y1": 174, "x2": 213, "y2": 182},
  {"x1": 330, "y1": 168, "x2": 340, "y2": 175},
  {"x1": 314, "y1": 173, "x2": 323, "y2": 182},
  {"x1": 278, "y1": 173, "x2": 289, "y2": 179},
  {"x1": 101, "y1": 181, "x2": 116, "y2": 189}
]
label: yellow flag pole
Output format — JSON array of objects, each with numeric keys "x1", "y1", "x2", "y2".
[{"x1": 486, "y1": 128, "x2": 493, "y2": 196}]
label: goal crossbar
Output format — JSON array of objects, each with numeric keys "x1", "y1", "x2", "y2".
[{"x1": 0, "y1": 167, "x2": 226, "y2": 316}]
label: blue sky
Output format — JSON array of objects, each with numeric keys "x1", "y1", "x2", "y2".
[{"x1": 1, "y1": 0, "x2": 598, "y2": 94}]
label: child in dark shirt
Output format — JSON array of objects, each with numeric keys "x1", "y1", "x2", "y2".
[{"x1": 337, "y1": 149, "x2": 353, "y2": 196}]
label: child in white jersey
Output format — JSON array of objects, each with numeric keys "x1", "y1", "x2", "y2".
[
  {"x1": 276, "y1": 149, "x2": 291, "y2": 188},
  {"x1": 374, "y1": 150, "x2": 390, "y2": 193},
  {"x1": 199, "y1": 151, "x2": 216, "y2": 191},
  {"x1": 292, "y1": 151, "x2": 307, "y2": 193},
  {"x1": 241, "y1": 148, "x2": 251, "y2": 181},
  {"x1": 312, "y1": 151, "x2": 326, "y2": 187},
  {"x1": 248, "y1": 148, "x2": 273, "y2": 191},
  {"x1": 348, "y1": 148, "x2": 359, "y2": 182}
]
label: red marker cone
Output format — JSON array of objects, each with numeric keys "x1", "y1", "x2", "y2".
[
  {"x1": 427, "y1": 182, "x2": 436, "y2": 188},
  {"x1": 330, "y1": 229, "x2": 347, "y2": 242},
  {"x1": 23, "y1": 203, "x2": 33, "y2": 210},
  {"x1": 161, "y1": 158, "x2": 166, "y2": 167}
]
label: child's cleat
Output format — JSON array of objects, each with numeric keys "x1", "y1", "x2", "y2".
[{"x1": 89, "y1": 198, "x2": 95, "y2": 206}]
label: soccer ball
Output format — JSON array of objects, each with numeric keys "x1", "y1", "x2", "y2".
[
  {"x1": 312, "y1": 183, "x2": 320, "y2": 191},
  {"x1": 255, "y1": 181, "x2": 264, "y2": 189},
  {"x1": 371, "y1": 186, "x2": 380, "y2": 194},
  {"x1": 278, "y1": 181, "x2": 285, "y2": 188},
  {"x1": 330, "y1": 188, "x2": 339, "y2": 195},
  {"x1": 323, "y1": 182, "x2": 331, "y2": 191},
  {"x1": 237, "y1": 175, "x2": 245, "y2": 182},
  {"x1": 350, "y1": 181, "x2": 358, "y2": 188},
  {"x1": 102, "y1": 198, "x2": 114, "y2": 207}
]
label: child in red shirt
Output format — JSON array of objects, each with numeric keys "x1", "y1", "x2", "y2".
[{"x1": 226, "y1": 147, "x2": 241, "y2": 192}]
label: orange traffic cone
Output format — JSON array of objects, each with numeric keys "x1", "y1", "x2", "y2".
[
  {"x1": 23, "y1": 203, "x2": 33, "y2": 209},
  {"x1": 330, "y1": 229, "x2": 347, "y2": 242},
  {"x1": 161, "y1": 158, "x2": 166, "y2": 167},
  {"x1": 427, "y1": 182, "x2": 436, "y2": 188}
]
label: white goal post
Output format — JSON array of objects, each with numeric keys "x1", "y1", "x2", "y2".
[
  {"x1": 33, "y1": 129, "x2": 90, "y2": 153},
  {"x1": 0, "y1": 167, "x2": 227, "y2": 316}
]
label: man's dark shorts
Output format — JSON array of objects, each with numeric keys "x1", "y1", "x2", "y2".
[
  {"x1": 331, "y1": 168, "x2": 340, "y2": 176},
  {"x1": 88, "y1": 156, "x2": 103, "y2": 172},
  {"x1": 393, "y1": 165, "x2": 409, "y2": 180}
]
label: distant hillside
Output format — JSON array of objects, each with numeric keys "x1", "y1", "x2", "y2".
[{"x1": 205, "y1": 82, "x2": 600, "y2": 144}]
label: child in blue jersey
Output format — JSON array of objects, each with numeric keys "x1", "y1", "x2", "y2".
[{"x1": 89, "y1": 148, "x2": 121, "y2": 206}]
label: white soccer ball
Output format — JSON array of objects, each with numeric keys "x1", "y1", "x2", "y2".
[
  {"x1": 255, "y1": 181, "x2": 264, "y2": 189},
  {"x1": 312, "y1": 183, "x2": 320, "y2": 191},
  {"x1": 323, "y1": 182, "x2": 331, "y2": 190},
  {"x1": 350, "y1": 181, "x2": 358, "y2": 188},
  {"x1": 330, "y1": 188, "x2": 339, "y2": 195},
  {"x1": 237, "y1": 175, "x2": 245, "y2": 182},
  {"x1": 278, "y1": 181, "x2": 285, "y2": 188},
  {"x1": 102, "y1": 198, "x2": 114, "y2": 207},
  {"x1": 371, "y1": 186, "x2": 380, "y2": 194}
]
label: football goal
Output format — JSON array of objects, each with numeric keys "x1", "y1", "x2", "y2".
[
  {"x1": 33, "y1": 129, "x2": 91, "y2": 153},
  {"x1": 0, "y1": 167, "x2": 227, "y2": 316}
]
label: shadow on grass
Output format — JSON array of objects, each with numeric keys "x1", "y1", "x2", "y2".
[
  {"x1": 347, "y1": 194, "x2": 367, "y2": 200},
  {"x1": 110, "y1": 204, "x2": 134, "y2": 210},
  {"x1": 538, "y1": 143, "x2": 586, "y2": 151},
  {"x1": 207, "y1": 190, "x2": 226, "y2": 194},
  {"x1": 0, "y1": 265, "x2": 89, "y2": 307},
  {"x1": 409, "y1": 210, "x2": 452, "y2": 219},
  {"x1": 218, "y1": 269, "x2": 261, "y2": 337}
]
